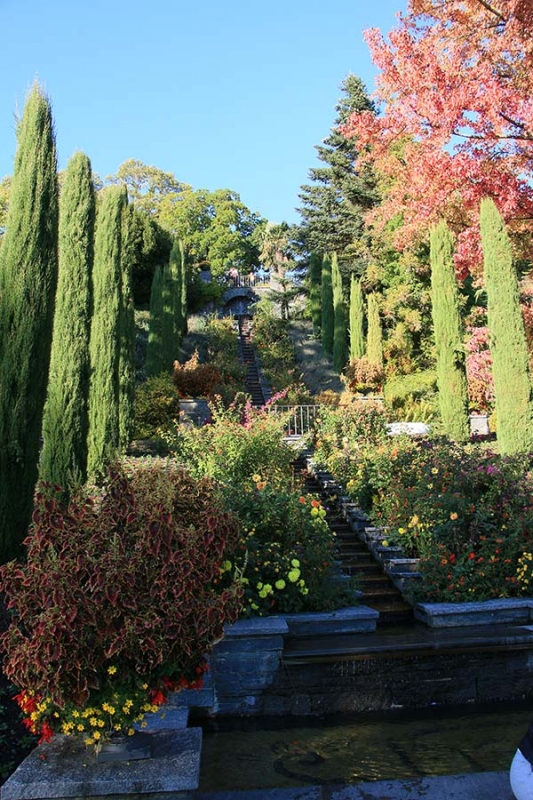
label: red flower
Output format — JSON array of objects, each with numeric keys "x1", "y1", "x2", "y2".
[
  {"x1": 150, "y1": 689, "x2": 167, "y2": 706},
  {"x1": 469, "y1": 552, "x2": 476, "y2": 560},
  {"x1": 38, "y1": 722, "x2": 54, "y2": 744}
]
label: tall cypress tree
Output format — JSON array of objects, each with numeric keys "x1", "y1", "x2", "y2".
[
  {"x1": 480, "y1": 197, "x2": 533, "y2": 454},
  {"x1": 430, "y1": 220, "x2": 470, "y2": 442},
  {"x1": 179, "y1": 239, "x2": 188, "y2": 335},
  {"x1": 160, "y1": 262, "x2": 175, "y2": 371},
  {"x1": 118, "y1": 197, "x2": 136, "y2": 452},
  {"x1": 366, "y1": 293, "x2": 383, "y2": 367},
  {"x1": 308, "y1": 251, "x2": 322, "y2": 336},
  {"x1": 321, "y1": 254, "x2": 334, "y2": 355},
  {"x1": 40, "y1": 151, "x2": 95, "y2": 492},
  {"x1": 145, "y1": 265, "x2": 165, "y2": 377},
  {"x1": 349, "y1": 274, "x2": 365, "y2": 360},
  {"x1": 87, "y1": 185, "x2": 127, "y2": 478},
  {"x1": 332, "y1": 252, "x2": 348, "y2": 372},
  {"x1": 0, "y1": 84, "x2": 58, "y2": 561}
]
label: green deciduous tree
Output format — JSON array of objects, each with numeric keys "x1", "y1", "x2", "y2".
[
  {"x1": 0, "y1": 84, "x2": 58, "y2": 561},
  {"x1": 40, "y1": 151, "x2": 95, "y2": 493},
  {"x1": 332, "y1": 252, "x2": 348, "y2": 372},
  {"x1": 87, "y1": 185, "x2": 128, "y2": 478},
  {"x1": 349, "y1": 274, "x2": 365, "y2": 360},
  {"x1": 321, "y1": 254, "x2": 334, "y2": 356},
  {"x1": 480, "y1": 197, "x2": 533, "y2": 454},
  {"x1": 366, "y1": 293, "x2": 383, "y2": 367},
  {"x1": 430, "y1": 220, "x2": 470, "y2": 442},
  {"x1": 145, "y1": 264, "x2": 165, "y2": 377}
]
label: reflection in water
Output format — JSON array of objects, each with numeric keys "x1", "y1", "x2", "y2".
[{"x1": 198, "y1": 701, "x2": 532, "y2": 791}]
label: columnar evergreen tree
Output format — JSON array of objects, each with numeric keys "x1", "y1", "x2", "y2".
[
  {"x1": 321, "y1": 254, "x2": 334, "y2": 355},
  {"x1": 0, "y1": 84, "x2": 58, "y2": 561},
  {"x1": 40, "y1": 151, "x2": 95, "y2": 493},
  {"x1": 145, "y1": 265, "x2": 165, "y2": 377},
  {"x1": 332, "y1": 252, "x2": 348, "y2": 372},
  {"x1": 308, "y1": 251, "x2": 322, "y2": 335},
  {"x1": 349, "y1": 274, "x2": 365, "y2": 360},
  {"x1": 480, "y1": 197, "x2": 533, "y2": 454},
  {"x1": 179, "y1": 239, "x2": 188, "y2": 335},
  {"x1": 430, "y1": 220, "x2": 470, "y2": 442},
  {"x1": 87, "y1": 185, "x2": 127, "y2": 478},
  {"x1": 118, "y1": 199, "x2": 136, "y2": 451},
  {"x1": 160, "y1": 262, "x2": 175, "y2": 370},
  {"x1": 366, "y1": 293, "x2": 383, "y2": 367}
]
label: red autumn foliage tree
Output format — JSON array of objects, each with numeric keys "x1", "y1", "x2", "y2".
[{"x1": 342, "y1": 0, "x2": 533, "y2": 278}]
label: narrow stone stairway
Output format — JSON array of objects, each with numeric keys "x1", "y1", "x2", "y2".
[
  {"x1": 294, "y1": 453, "x2": 414, "y2": 627},
  {"x1": 237, "y1": 315, "x2": 266, "y2": 407}
]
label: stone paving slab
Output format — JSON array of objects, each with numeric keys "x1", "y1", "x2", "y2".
[
  {"x1": 1, "y1": 729, "x2": 202, "y2": 800},
  {"x1": 195, "y1": 771, "x2": 513, "y2": 799}
]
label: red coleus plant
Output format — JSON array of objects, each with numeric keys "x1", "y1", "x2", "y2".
[{"x1": 0, "y1": 461, "x2": 243, "y2": 744}]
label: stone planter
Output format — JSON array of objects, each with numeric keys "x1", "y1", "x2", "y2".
[
  {"x1": 469, "y1": 413, "x2": 490, "y2": 436},
  {"x1": 178, "y1": 398, "x2": 210, "y2": 426}
]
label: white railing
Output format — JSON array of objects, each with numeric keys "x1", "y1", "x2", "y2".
[{"x1": 269, "y1": 404, "x2": 321, "y2": 437}]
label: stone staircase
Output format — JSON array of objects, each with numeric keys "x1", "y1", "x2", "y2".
[
  {"x1": 237, "y1": 315, "x2": 266, "y2": 407},
  {"x1": 295, "y1": 453, "x2": 414, "y2": 627}
]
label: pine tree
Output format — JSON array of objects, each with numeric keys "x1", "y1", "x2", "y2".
[
  {"x1": 366, "y1": 293, "x2": 383, "y2": 367},
  {"x1": 87, "y1": 185, "x2": 127, "y2": 478},
  {"x1": 40, "y1": 151, "x2": 95, "y2": 493},
  {"x1": 349, "y1": 274, "x2": 365, "y2": 360},
  {"x1": 430, "y1": 220, "x2": 470, "y2": 442},
  {"x1": 321, "y1": 253, "x2": 334, "y2": 355},
  {"x1": 297, "y1": 74, "x2": 378, "y2": 260},
  {"x1": 118, "y1": 199, "x2": 136, "y2": 451},
  {"x1": 145, "y1": 265, "x2": 165, "y2": 377},
  {"x1": 0, "y1": 84, "x2": 58, "y2": 561},
  {"x1": 308, "y1": 251, "x2": 322, "y2": 335},
  {"x1": 332, "y1": 252, "x2": 348, "y2": 372},
  {"x1": 480, "y1": 197, "x2": 533, "y2": 454}
]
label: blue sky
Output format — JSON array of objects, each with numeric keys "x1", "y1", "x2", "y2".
[{"x1": 0, "y1": 0, "x2": 406, "y2": 225}]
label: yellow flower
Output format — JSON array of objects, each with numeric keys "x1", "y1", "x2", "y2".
[
  {"x1": 450, "y1": 512, "x2": 458, "y2": 521},
  {"x1": 77, "y1": 724, "x2": 84, "y2": 732},
  {"x1": 431, "y1": 468, "x2": 439, "y2": 475},
  {"x1": 288, "y1": 569, "x2": 301, "y2": 583},
  {"x1": 252, "y1": 474, "x2": 261, "y2": 483},
  {"x1": 291, "y1": 559, "x2": 300, "y2": 568},
  {"x1": 275, "y1": 579, "x2": 286, "y2": 590},
  {"x1": 107, "y1": 665, "x2": 117, "y2": 675},
  {"x1": 409, "y1": 515, "x2": 419, "y2": 527},
  {"x1": 93, "y1": 731, "x2": 101, "y2": 741},
  {"x1": 398, "y1": 527, "x2": 406, "y2": 535},
  {"x1": 89, "y1": 717, "x2": 98, "y2": 727}
]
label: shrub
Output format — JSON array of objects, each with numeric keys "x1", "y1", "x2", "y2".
[
  {"x1": 0, "y1": 462, "x2": 242, "y2": 746},
  {"x1": 173, "y1": 349, "x2": 222, "y2": 398},
  {"x1": 224, "y1": 477, "x2": 352, "y2": 615},
  {"x1": 344, "y1": 357, "x2": 385, "y2": 394},
  {"x1": 163, "y1": 393, "x2": 295, "y2": 488},
  {"x1": 134, "y1": 373, "x2": 181, "y2": 439},
  {"x1": 383, "y1": 370, "x2": 437, "y2": 420}
]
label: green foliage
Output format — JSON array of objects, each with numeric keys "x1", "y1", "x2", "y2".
[
  {"x1": 225, "y1": 479, "x2": 352, "y2": 615},
  {"x1": 480, "y1": 197, "x2": 533, "y2": 454},
  {"x1": 163, "y1": 394, "x2": 295, "y2": 488},
  {"x1": 0, "y1": 462, "x2": 243, "y2": 742},
  {"x1": 349, "y1": 275, "x2": 365, "y2": 360},
  {"x1": 321, "y1": 254, "x2": 334, "y2": 355},
  {"x1": 308, "y1": 251, "x2": 322, "y2": 334},
  {"x1": 252, "y1": 300, "x2": 302, "y2": 393},
  {"x1": 134, "y1": 373, "x2": 181, "y2": 439},
  {"x1": 40, "y1": 152, "x2": 95, "y2": 495},
  {"x1": 179, "y1": 240, "x2": 188, "y2": 335},
  {"x1": 118, "y1": 204, "x2": 136, "y2": 452},
  {"x1": 121, "y1": 205, "x2": 173, "y2": 306},
  {"x1": 87, "y1": 185, "x2": 127, "y2": 479},
  {"x1": 332, "y1": 252, "x2": 348, "y2": 372},
  {"x1": 297, "y1": 74, "x2": 378, "y2": 260},
  {"x1": 430, "y1": 221, "x2": 470, "y2": 441},
  {"x1": 366, "y1": 293, "x2": 383, "y2": 367},
  {"x1": 145, "y1": 265, "x2": 165, "y2": 377},
  {"x1": 0, "y1": 83, "x2": 59, "y2": 561}
]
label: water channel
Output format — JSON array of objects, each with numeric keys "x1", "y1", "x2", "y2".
[{"x1": 197, "y1": 699, "x2": 533, "y2": 791}]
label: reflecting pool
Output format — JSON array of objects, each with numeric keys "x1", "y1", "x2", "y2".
[{"x1": 198, "y1": 700, "x2": 533, "y2": 791}]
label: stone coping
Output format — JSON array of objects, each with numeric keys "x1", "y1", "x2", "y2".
[
  {"x1": 281, "y1": 606, "x2": 379, "y2": 636},
  {"x1": 415, "y1": 598, "x2": 533, "y2": 627},
  {"x1": 1, "y1": 728, "x2": 202, "y2": 800}
]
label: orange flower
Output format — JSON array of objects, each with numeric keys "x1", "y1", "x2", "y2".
[
  {"x1": 311, "y1": 499, "x2": 321, "y2": 508},
  {"x1": 450, "y1": 511, "x2": 458, "y2": 521},
  {"x1": 298, "y1": 496, "x2": 306, "y2": 504}
]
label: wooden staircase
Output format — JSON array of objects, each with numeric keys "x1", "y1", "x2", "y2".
[{"x1": 295, "y1": 455, "x2": 414, "y2": 627}]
